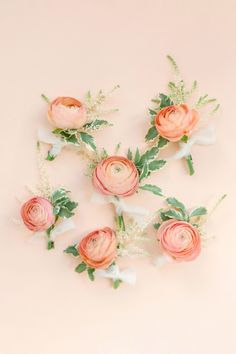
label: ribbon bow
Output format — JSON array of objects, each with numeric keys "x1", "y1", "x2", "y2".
[
  {"x1": 167, "y1": 125, "x2": 216, "y2": 160},
  {"x1": 50, "y1": 218, "x2": 75, "y2": 241},
  {"x1": 30, "y1": 218, "x2": 75, "y2": 243},
  {"x1": 95, "y1": 264, "x2": 137, "y2": 285},
  {"x1": 91, "y1": 192, "x2": 150, "y2": 226},
  {"x1": 153, "y1": 254, "x2": 173, "y2": 267},
  {"x1": 37, "y1": 128, "x2": 69, "y2": 159}
]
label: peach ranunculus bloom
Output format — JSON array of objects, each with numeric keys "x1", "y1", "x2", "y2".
[
  {"x1": 154, "y1": 104, "x2": 199, "y2": 142},
  {"x1": 92, "y1": 156, "x2": 139, "y2": 197},
  {"x1": 78, "y1": 227, "x2": 117, "y2": 269},
  {"x1": 157, "y1": 219, "x2": 201, "y2": 262},
  {"x1": 48, "y1": 97, "x2": 87, "y2": 129},
  {"x1": 21, "y1": 197, "x2": 55, "y2": 232}
]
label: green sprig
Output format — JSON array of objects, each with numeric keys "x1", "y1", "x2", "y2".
[
  {"x1": 51, "y1": 188, "x2": 78, "y2": 218},
  {"x1": 64, "y1": 244, "x2": 79, "y2": 257}
]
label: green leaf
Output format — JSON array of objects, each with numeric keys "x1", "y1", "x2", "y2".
[
  {"x1": 139, "y1": 184, "x2": 163, "y2": 197},
  {"x1": 52, "y1": 129, "x2": 79, "y2": 144},
  {"x1": 162, "y1": 209, "x2": 185, "y2": 220},
  {"x1": 190, "y1": 207, "x2": 207, "y2": 218},
  {"x1": 113, "y1": 279, "x2": 121, "y2": 289},
  {"x1": 53, "y1": 205, "x2": 60, "y2": 215},
  {"x1": 46, "y1": 151, "x2": 56, "y2": 161},
  {"x1": 149, "y1": 108, "x2": 157, "y2": 116},
  {"x1": 127, "y1": 148, "x2": 133, "y2": 161},
  {"x1": 79, "y1": 132, "x2": 96, "y2": 151},
  {"x1": 134, "y1": 148, "x2": 141, "y2": 165},
  {"x1": 166, "y1": 198, "x2": 186, "y2": 213},
  {"x1": 158, "y1": 136, "x2": 169, "y2": 149},
  {"x1": 87, "y1": 268, "x2": 95, "y2": 281},
  {"x1": 58, "y1": 207, "x2": 74, "y2": 218},
  {"x1": 65, "y1": 201, "x2": 78, "y2": 211},
  {"x1": 181, "y1": 135, "x2": 189, "y2": 143},
  {"x1": 151, "y1": 98, "x2": 161, "y2": 105},
  {"x1": 51, "y1": 189, "x2": 68, "y2": 204},
  {"x1": 139, "y1": 163, "x2": 149, "y2": 181},
  {"x1": 75, "y1": 262, "x2": 87, "y2": 273},
  {"x1": 148, "y1": 159, "x2": 166, "y2": 171},
  {"x1": 145, "y1": 126, "x2": 158, "y2": 141},
  {"x1": 66, "y1": 135, "x2": 79, "y2": 144},
  {"x1": 160, "y1": 211, "x2": 171, "y2": 221},
  {"x1": 83, "y1": 119, "x2": 110, "y2": 130},
  {"x1": 52, "y1": 128, "x2": 63, "y2": 135},
  {"x1": 159, "y1": 93, "x2": 173, "y2": 109},
  {"x1": 60, "y1": 129, "x2": 78, "y2": 137},
  {"x1": 138, "y1": 146, "x2": 159, "y2": 167},
  {"x1": 51, "y1": 188, "x2": 78, "y2": 219},
  {"x1": 153, "y1": 223, "x2": 161, "y2": 230},
  {"x1": 64, "y1": 245, "x2": 79, "y2": 257}
]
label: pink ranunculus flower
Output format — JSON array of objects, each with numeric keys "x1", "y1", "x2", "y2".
[
  {"x1": 78, "y1": 227, "x2": 117, "y2": 269},
  {"x1": 92, "y1": 156, "x2": 139, "y2": 197},
  {"x1": 48, "y1": 96, "x2": 87, "y2": 129},
  {"x1": 157, "y1": 219, "x2": 201, "y2": 262},
  {"x1": 21, "y1": 197, "x2": 55, "y2": 232},
  {"x1": 154, "y1": 104, "x2": 199, "y2": 142}
]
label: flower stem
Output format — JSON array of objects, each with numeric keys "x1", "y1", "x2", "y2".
[
  {"x1": 47, "y1": 240, "x2": 54, "y2": 250},
  {"x1": 117, "y1": 214, "x2": 126, "y2": 232},
  {"x1": 186, "y1": 154, "x2": 195, "y2": 176},
  {"x1": 41, "y1": 94, "x2": 50, "y2": 104},
  {"x1": 208, "y1": 194, "x2": 227, "y2": 217}
]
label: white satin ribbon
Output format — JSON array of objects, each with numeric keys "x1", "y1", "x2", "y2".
[
  {"x1": 31, "y1": 218, "x2": 75, "y2": 243},
  {"x1": 91, "y1": 192, "x2": 150, "y2": 218},
  {"x1": 50, "y1": 218, "x2": 75, "y2": 241},
  {"x1": 153, "y1": 254, "x2": 173, "y2": 267},
  {"x1": 37, "y1": 128, "x2": 68, "y2": 158},
  {"x1": 167, "y1": 125, "x2": 216, "y2": 160},
  {"x1": 95, "y1": 264, "x2": 137, "y2": 285}
]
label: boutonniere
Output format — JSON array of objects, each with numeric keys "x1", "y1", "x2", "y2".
[
  {"x1": 154, "y1": 195, "x2": 226, "y2": 264},
  {"x1": 64, "y1": 212, "x2": 153, "y2": 289},
  {"x1": 145, "y1": 56, "x2": 220, "y2": 175},
  {"x1": 18, "y1": 143, "x2": 78, "y2": 249},
  {"x1": 38, "y1": 86, "x2": 119, "y2": 160},
  {"x1": 89, "y1": 143, "x2": 165, "y2": 231},
  {"x1": 64, "y1": 227, "x2": 122, "y2": 288},
  {"x1": 20, "y1": 189, "x2": 78, "y2": 250}
]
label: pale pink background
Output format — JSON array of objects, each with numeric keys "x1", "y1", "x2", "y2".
[{"x1": 0, "y1": 1, "x2": 236, "y2": 353}]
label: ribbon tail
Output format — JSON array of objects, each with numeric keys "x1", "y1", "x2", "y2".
[
  {"x1": 94, "y1": 265, "x2": 119, "y2": 280},
  {"x1": 37, "y1": 128, "x2": 65, "y2": 158},
  {"x1": 95, "y1": 265, "x2": 136, "y2": 285},
  {"x1": 90, "y1": 192, "x2": 109, "y2": 205},
  {"x1": 110, "y1": 197, "x2": 150, "y2": 223},
  {"x1": 166, "y1": 142, "x2": 192, "y2": 160},
  {"x1": 166, "y1": 125, "x2": 217, "y2": 161},
  {"x1": 153, "y1": 254, "x2": 172, "y2": 267},
  {"x1": 50, "y1": 219, "x2": 75, "y2": 242},
  {"x1": 193, "y1": 125, "x2": 217, "y2": 145},
  {"x1": 119, "y1": 268, "x2": 137, "y2": 285},
  {"x1": 29, "y1": 231, "x2": 45, "y2": 244}
]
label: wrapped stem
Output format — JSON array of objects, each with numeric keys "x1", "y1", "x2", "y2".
[
  {"x1": 117, "y1": 214, "x2": 126, "y2": 232},
  {"x1": 186, "y1": 154, "x2": 195, "y2": 176}
]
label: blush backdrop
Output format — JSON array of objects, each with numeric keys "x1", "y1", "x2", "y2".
[{"x1": 0, "y1": 1, "x2": 235, "y2": 354}]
